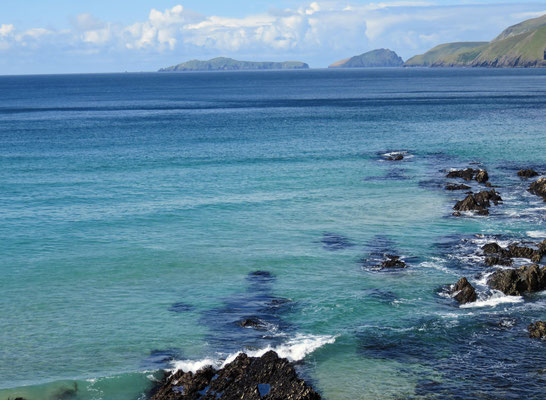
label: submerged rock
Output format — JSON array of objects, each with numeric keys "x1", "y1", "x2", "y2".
[
  {"x1": 528, "y1": 321, "x2": 546, "y2": 339},
  {"x1": 445, "y1": 183, "x2": 471, "y2": 191},
  {"x1": 453, "y1": 189, "x2": 502, "y2": 215},
  {"x1": 238, "y1": 317, "x2": 268, "y2": 330},
  {"x1": 151, "y1": 351, "x2": 321, "y2": 400},
  {"x1": 487, "y1": 264, "x2": 546, "y2": 296},
  {"x1": 387, "y1": 154, "x2": 404, "y2": 161},
  {"x1": 529, "y1": 177, "x2": 546, "y2": 201},
  {"x1": 450, "y1": 277, "x2": 477, "y2": 304},
  {"x1": 518, "y1": 169, "x2": 539, "y2": 178}
]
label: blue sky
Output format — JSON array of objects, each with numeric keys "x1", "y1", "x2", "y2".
[{"x1": 1, "y1": 1, "x2": 545, "y2": 74}]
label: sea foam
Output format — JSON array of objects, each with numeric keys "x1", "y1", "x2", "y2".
[{"x1": 171, "y1": 334, "x2": 337, "y2": 373}]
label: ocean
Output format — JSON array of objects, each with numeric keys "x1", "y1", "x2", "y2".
[{"x1": 0, "y1": 68, "x2": 545, "y2": 400}]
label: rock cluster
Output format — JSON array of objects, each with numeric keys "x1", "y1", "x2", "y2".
[
  {"x1": 529, "y1": 177, "x2": 546, "y2": 201},
  {"x1": 151, "y1": 351, "x2": 321, "y2": 400},
  {"x1": 450, "y1": 277, "x2": 477, "y2": 304},
  {"x1": 528, "y1": 321, "x2": 546, "y2": 339},
  {"x1": 487, "y1": 265, "x2": 546, "y2": 296},
  {"x1": 376, "y1": 255, "x2": 407, "y2": 269},
  {"x1": 452, "y1": 189, "x2": 502, "y2": 215},
  {"x1": 446, "y1": 168, "x2": 489, "y2": 183},
  {"x1": 482, "y1": 240, "x2": 546, "y2": 265},
  {"x1": 445, "y1": 183, "x2": 471, "y2": 191}
]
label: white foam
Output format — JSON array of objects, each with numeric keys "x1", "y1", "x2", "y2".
[
  {"x1": 527, "y1": 231, "x2": 546, "y2": 239},
  {"x1": 171, "y1": 334, "x2": 336, "y2": 373},
  {"x1": 460, "y1": 292, "x2": 523, "y2": 309}
]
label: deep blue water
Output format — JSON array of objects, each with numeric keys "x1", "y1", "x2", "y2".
[{"x1": 0, "y1": 69, "x2": 545, "y2": 400}]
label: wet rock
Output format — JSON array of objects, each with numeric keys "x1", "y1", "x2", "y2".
[
  {"x1": 487, "y1": 264, "x2": 546, "y2": 296},
  {"x1": 528, "y1": 321, "x2": 546, "y2": 339},
  {"x1": 446, "y1": 168, "x2": 477, "y2": 181},
  {"x1": 485, "y1": 182, "x2": 493, "y2": 188},
  {"x1": 151, "y1": 351, "x2": 321, "y2": 400},
  {"x1": 450, "y1": 277, "x2": 477, "y2": 304},
  {"x1": 238, "y1": 317, "x2": 268, "y2": 330},
  {"x1": 529, "y1": 177, "x2": 546, "y2": 201},
  {"x1": 482, "y1": 242, "x2": 506, "y2": 255},
  {"x1": 484, "y1": 256, "x2": 513, "y2": 266},
  {"x1": 377, "y1": 255, "x2": 407, "y2": 269},
  {"x1": 445, "y1": 184, "x2": 471, "y2": 191},
  {"x1": 475, "y1": 170, "x2": 489, "y2": 184},
  {"x1": 388, "y1": 154, "x2": 404, "y2": 161},
  {"x1": 518, "y1": 169, "x2": 539, "y2": 179},
  {"x1": 453, "y1": 189, "x2": 502, "y2": 215}
]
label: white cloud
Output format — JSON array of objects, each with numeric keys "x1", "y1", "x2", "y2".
[{"x1": 0, "y1": 1, "x2": 545, "y2": 71}]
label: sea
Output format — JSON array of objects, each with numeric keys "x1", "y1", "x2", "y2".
[{"x1": 0, "y1": 68, "x2": 545, "y2": 400}]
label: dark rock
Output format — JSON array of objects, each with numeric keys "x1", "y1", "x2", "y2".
[
  {"x1": 487, "y1": 264, "x2": 546, "y2": 295},
  {"x1": 450, "y1": 277, "x2": 477, "y2": 304},
  {"x1": 485, "y1": 182, "x2": 493, "y2": 188},
  {"x1": 377, "y1": 254, "x2": 407, "y2": 269},
  {"x1": 528, "y1": 321, "x2": 546, "y2": 339},
  {"x1": 151, "y1": 351, "x2": 321, "y2": 400},
  {"x1": 482, "y1": 242, "x2": 505, "y2": 255},
  {"x1": 485, "y1": 256, "x2": 513, "y2": 266},
  {"x1": 475, "y1": 169, "x2": 489, "y2": 183},
  {"x1": 445, "y1": 184, "x2": 471, "y2": 191},
  {"x1": 453, "y1": 189, "x2": 502, "y2": 215},
  {"x1": 529, "y1": 177, "x2": 546, "y2": 201},
  {"x1": 238, "y1": 317, "x2": 267, "y2": 330},
  {"x1": 389, "y1": 154, "x2": 404, "y2": 161},
  {"x1": 446, "y1": 168, "x2": 477, "y2": 181},
  {"x1": 518, "y1": 169, "x2": 539, "y2": 178}
]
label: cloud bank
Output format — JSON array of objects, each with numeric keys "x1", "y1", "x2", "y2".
[{"x1": 0, "y1": 1, "x2": 545, "y2": 74}]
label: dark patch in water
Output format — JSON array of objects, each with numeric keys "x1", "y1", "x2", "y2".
[
  {"x1": 168, "y1": 302, "x2": 194, "y2": 313},
  {"x1": 320, "y1": 232, "x2": 354, "y2": 251},
  {"x1": 360, "y1": 235, "x2": 418, "y2": 271},
  {"x1": 200, "y1": 271, "x2": 293, "y2": 354},
  {"x1": 257, "y1": 383, "x2": 271, "y2": 397},
  {"x1": 361, "y1": 288, "x2": 398, "y2": 303},
  {"x1": 142, "y1": 349, "x2": 182, "y2": 369}
]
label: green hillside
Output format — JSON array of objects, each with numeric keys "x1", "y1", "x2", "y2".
[
  {"x1": 404, "y1": 14, "x2": 546, "y2": 68},
  {"x1": 329, "y1": 49, "x2": 403, "y2": 68},
  {"x1": 159, "y1": 57, "x2": 309, "y2": 72}
]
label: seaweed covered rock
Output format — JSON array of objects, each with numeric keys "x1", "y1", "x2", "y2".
[
  {"x1": 453, "y1": 189, "x2": 502, "y2": 215},
  {"x1": 450, "y1": 277, "x2": 477, "y2": 304},
  {"x1": 528, "y1": 321, "x2": 546, "y2": 339},
  {"x1": 151, "y1": 351, "x2": 321, "y2": 400},
  {"x1": 529, "y1": 177, "x2": 546, "y2": 201},
  {"x1": 518, "y1": 169, "x2": 539, "y2": 179},
  {"x1": 487, "y1": 265, "x2": 546, "y2": 296}
]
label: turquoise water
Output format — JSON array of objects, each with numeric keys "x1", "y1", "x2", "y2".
[{"x1": 0, "y1": 69, "x2": 545, "y2": 400}]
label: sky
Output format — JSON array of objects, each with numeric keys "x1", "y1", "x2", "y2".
[{"x1": 1, "y1": 1, "x2": 545, "y2": 74}]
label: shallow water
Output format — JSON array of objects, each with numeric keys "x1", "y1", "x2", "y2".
[{"x1": 0, "y1": 68, "x2": 545, "y2": 400}]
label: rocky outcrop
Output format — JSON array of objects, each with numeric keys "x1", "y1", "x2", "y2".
[
  {"x1": 528, "y1": 321, "x2": 546, "y2": 339},
  {"x1": 453, "y1": 189, "x2": 502, "y2": 215},
  {"x1": 446, "y1": 168, "x2": 489, "y2": 183},
  {"x1": 376, "y1": 255, "x2": 407, "y2": 269},
  {"x1": 151, "y1": 351, "x2": 321, "y2": 400},
  {"x1": 481, "y1": 240, "x2": 546, "y2": 264},
  {"x1": 451, "y1": 277, "x2": 477, "y2": 304},
  {"x1": 445, "y1": 183, "x2": 471, "y2": 191},
  {"x1": 518, "y1": 169, "x2": 539, "y2": 178},
  {"x1": 529, "y1": 177, "x2": 546, "y2": 201},
  {"x1": 487, "y1": 264, "x2": 546, "y2": 295}
]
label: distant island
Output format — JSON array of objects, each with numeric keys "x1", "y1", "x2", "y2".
[
  {"x1": 329, "y1": 49, "x2": 404, "y2": 68},
  {"x1": 159, "y1": 57, "x2": 309, "y2": 72},
  {"x1": 405, "y1": 14, "x2": 546, "y2": 68}
]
